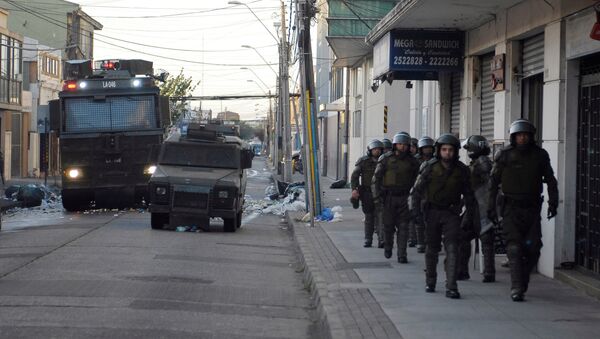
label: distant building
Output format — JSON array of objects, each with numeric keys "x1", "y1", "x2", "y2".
[{"x1": 216, "y1": 111, "x2": 240, "y2": 121}]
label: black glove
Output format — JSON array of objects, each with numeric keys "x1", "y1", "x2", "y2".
[
  {"x1": 547, "y1": 205, "x2": 557, "y2": 220},
  {"x1": 487, "y1": 208, "x2": 498, "y2": 224}
]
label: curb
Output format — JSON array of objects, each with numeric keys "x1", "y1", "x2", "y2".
[{"x1": 286, "y1": 211, "x2": 341, "y2": 339}]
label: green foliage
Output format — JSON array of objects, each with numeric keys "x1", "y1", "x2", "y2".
[{"x1": 159, "y1": 69, "x2": 199, "y2": 122}]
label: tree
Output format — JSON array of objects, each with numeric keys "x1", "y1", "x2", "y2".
[{"x1": 159, "y1": 69, "x2": 199, "y2": 122}]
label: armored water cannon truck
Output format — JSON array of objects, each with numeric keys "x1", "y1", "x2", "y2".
[{"x1": 49, "y1": 59, "x2": 171, "y2": 211}]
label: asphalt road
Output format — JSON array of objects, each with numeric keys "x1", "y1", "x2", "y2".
[{"x1": 0, "y1": 157, "x2": 316, "y2": 338}]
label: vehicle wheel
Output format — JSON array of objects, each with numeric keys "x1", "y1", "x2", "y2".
[
  {"x1": 223, "y1": 217, "x2": 237, "y2": 233},
  {"x1": 236, "y1": 212, "x2": 242, "y2": 228},
  {"x1": 62, "y1": 192, "x2": 83, "y2": 212},
  {"x1": 151, "y1": 213, "x2": 168, "y2": 230}
]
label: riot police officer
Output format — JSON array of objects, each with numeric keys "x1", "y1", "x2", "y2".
[
  {"x1": 410, "y1": 134, "x2": 476, "y2": 299},
  {"x1": 410, "y1": 138, "x2": 418, "y2": 156},
  {"x1": 351, "y1": 139, "x2": 384, "y2": 247},
  {"x1": 488, "y1": 119, "x2": 558, "y2": 302},
  {"x1": 457, "y1": 135, "x2": 494, "y2": 282},
  {"x1": 372, "y1": 132, "x2": 420, "y2": 263},
  {"x1": 381, "y1": 138, "x2": 393, "y2": 154},
  {"x1": 409, "y1": 136, "x2": 435, "y2": 253}
]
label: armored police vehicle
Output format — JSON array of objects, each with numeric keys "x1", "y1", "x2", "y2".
[
  {"x1": 148, "y1": 123, "x2": 254, "y2": 232},
  {"x1": 49, "y1": 59, "x2": 170, "y2": 211}
]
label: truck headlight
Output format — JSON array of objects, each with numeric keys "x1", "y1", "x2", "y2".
[
  {"x1": 144, "y1": 165, "x2": 157, "y2": 175},
  {"x1": 218, "y1": 190, "x2": 229, "y2": 198},
  {"x1": 67, "y1": 168, "x2": 81, "y2": 179},
  {"x1": 156, "y1": 186, "x2": 167, "y2": 195}
]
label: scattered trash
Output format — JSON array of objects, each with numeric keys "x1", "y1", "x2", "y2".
[
  {"x1": 265, "y1": 184, "x2": 279, "y2": 200},
  {"x1": 316, "y1": 208, "x2": 334, "y2": 221},
  {"x1": 4, "y1": 185, "x2": 20, "y2": 199},
  {"x1": 16, "y1": 185, "x2": 45, "y2": 207},
  {"x1": 176, "y1": 226, "x2": 189, "y2": 232},
  {"x1": 330, "y1": 179, "x2": 347, "y2": 189},
  {"x1": 331, "y1": 206, "x2": 343, "y2": 213}
]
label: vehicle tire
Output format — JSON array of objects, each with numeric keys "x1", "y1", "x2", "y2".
[
  {"x1": 223, "y1": 217, "x2": 237, "y2": 233},
  {"x1": 151, "y1": 213, "x2": 168, "y2": 230},
  {"x1": 62, "y1": 192, "x2": 83, "y2": 212},
  {"x1": 236, "y1": 212, "x2": 242, "y2": 228}
]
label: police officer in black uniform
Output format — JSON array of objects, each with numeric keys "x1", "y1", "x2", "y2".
[
  {"x1": 410, "y1": 134, "x2": 476, "y2": 299},
  {"x1": 488, "y1": 119, "x2": 558, "y2": 302},
  {"x1": 410, "y1": 136, "x2": 435, "y2": 253},
  {"x1": 457, "y1": 135, "x2": 495, "y2": 282},
  {"x1": 381, "y1": 138, "x2": 393, "y2": 154},
  {"x1": 372, "y1": 132, "x2": 420, "y2": 263},
  {"x1": 351, "y1": 139, "x2": 384, "y2": 247}
]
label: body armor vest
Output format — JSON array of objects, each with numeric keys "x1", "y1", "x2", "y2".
[
  {"x1": 382, "y1": 155, "x2": 415, "y2": 190},
  {"x1": 501, "y1": 147, "x2": 544, "y2": 196},
  {"x1": 360, "y1": 158, "x2": 377, "y2": 187},
  {"x1": 427, "y1": 161, "x2": 464, "y2": 207}
]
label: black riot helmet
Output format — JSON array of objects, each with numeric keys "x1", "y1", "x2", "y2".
[
  {"x1": 392, "y1": 132, "x2": 412, "y2": 146},
  {"x1": 435, "y1": 133, "x2": 461, "y2": 160},
  {"x1": 509, "y1": 119, "x2": 536, "y2": 145},
  {"x1": 417, "y1": 136, "x2": 435, "y2": 150},
  {"x1": 462, "y1": 135, "x2": 490, "y2": 159},
  {"x1": 381, "y1": 138, "x2": 392, "y2": 151},
  {"x1": 367, "y1": 139, "x2": 384, "y2": 156}
]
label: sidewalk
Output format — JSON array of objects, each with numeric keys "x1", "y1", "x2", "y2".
[{"x1": 286, "y1": 174, "x2": 600, "y2": 339}]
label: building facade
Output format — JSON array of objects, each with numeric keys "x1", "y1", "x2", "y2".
[
  {"x1": 328, "y1": 0, "x2": 599, "y2": 280},
  {"x1": 0, "y1": 0, "x2": 101, "y2": 178},
  {"x1": 0, "y1": 9, "x2": 23, "y2": 180}
]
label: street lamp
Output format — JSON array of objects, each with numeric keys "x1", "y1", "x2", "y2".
[
  {"x1": 228, "y1": 1, "x2": 279, "y2": 44},
  {"x1": 240, "y1": 67, "x2": 271, "y2": 91},
  {"x1": 232, "y1": 0, "x2": 292, "y2": 182},
  {"x1": 247, "y1": 79, "x2": 267, "y2": 94},
  {"x1": 241, "y1": 45, "x2": 278, "y2": 76}
]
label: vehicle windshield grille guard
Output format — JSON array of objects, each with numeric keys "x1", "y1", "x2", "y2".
[
  {"x1": 64, "y1": 95, "x2": 158, "y2": 133},
  {"x1": 159, "y1": 143, "x2": 240, "y2": 169}
]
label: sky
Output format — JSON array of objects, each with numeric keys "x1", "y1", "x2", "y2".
[{"x1": 74, "y1": 0, "x2": 305, "y2": 120}]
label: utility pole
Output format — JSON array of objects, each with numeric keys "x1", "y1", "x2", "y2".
[
  {"x1": 280, "y1": 0, "x2": 292, "y2": 182},
  {"x1": 296, "y1": 0, "x2": 322, "y2": 220}
]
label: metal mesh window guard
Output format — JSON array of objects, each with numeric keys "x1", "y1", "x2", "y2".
[{"x1": 64, "y1": 95, "x2": 157, "y2": 133}]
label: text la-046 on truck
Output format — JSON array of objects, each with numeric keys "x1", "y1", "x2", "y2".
[
  {"x1": 148, "y1": 124, "x2": 253, "y2": 232},
  {"x1": 49, "y1": 59, "x2": 170, "y2": 211}
]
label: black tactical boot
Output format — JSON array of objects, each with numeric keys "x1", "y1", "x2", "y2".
[
  {"x1": 425, "y1": 285, "x2": 435, "y2": 293},
  {"x1": 384, "y1": 249, "x2": 392, "y2": 259},
  {"x1": 398, "y1": 256, "x2": 408, "y2": 264},
  {"x1": 378, "y1": 241, "x2": 384, "y2": 248},
  {"x1": 417, "y1": 245, "x2": 425, "y2": 253},
  {"x1": 408, "y1": 239, "x2": 416, "y2": 248},
  {"x1": 457, "y1": 272, "x2": 470, "y2": 281},
  {"x1": 445, "y1": 289, "x2": 461, "y2": 299},
  {"x1": 482, "y1": 275, "x2": 495, "y2": 283},
  {"x1": 364, "y1": 241, "x2": 372, "y2": 248},
  {"x1": 511, "y1": 289, "x2": 525, "y2": 302}
]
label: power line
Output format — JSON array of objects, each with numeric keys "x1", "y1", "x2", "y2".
[{"x1": 5, "y1": 0, "x2": 278, "y2": 68}]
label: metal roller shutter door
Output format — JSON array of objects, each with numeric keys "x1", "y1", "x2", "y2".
[
  {"x1": 480, "y1": 54, "x2": 495, "y2": 140},
  {"x1": 450, "y1": 73, "x2": 462, "y2": 136},
  {"x1": 522, "y1": 34, "x2": 544, "y2": 77}
]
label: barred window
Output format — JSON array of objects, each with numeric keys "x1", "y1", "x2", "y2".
[{"x1": 64, "y1": 95, "x2": 157, "y2": 133}]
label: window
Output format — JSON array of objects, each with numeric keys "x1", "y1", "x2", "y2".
[
  {"x1": 41, "y1": 54, "x2": 60, "y2": 78},
  {"x1": 354, "y1": 67, "x2": 363, "y2": 97},
  {"x1": 353, "y1": 110, "x2": 361, "y2": 137},
  {"x1": 0, "y1": 34, "x2": 22, "y2": 105}
]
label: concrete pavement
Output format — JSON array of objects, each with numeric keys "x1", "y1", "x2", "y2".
[
  {"x1": 0, "y1": 158, "x2": 317, "y2": 338},
  {"x1": 286, "y1": 174, "x2": 600, "y2": 339}
]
